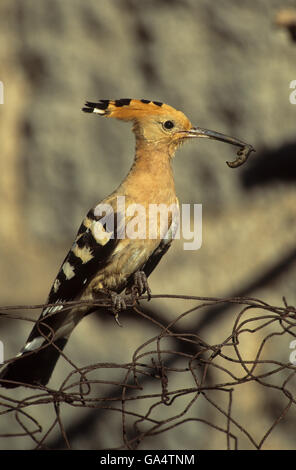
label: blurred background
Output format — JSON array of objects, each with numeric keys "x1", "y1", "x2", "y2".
[{"x1": 0, "y1": 0, "x2": 296, "y2": 450}]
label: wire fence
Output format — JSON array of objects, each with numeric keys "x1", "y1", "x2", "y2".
[{"x1": 0, "y1": 293, "x2": 296, "y2": 450}]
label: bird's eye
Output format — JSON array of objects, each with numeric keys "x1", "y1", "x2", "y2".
[{"x1": 163, "y1": 120, "x2": 175, "y2": 130}]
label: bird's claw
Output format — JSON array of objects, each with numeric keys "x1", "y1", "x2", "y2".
[
  {"x1": 114, "y1": 312, "x2": 122, "y2": 327},
  {"x1": 110, "y1": 292, "x2": 127, "y2": 327},
  {"x1": 110, "y1": 292, "x2": 127, "y2": 311},
  {"x1": 132, "y1": 271, "x2": 152, "y2": 301}
]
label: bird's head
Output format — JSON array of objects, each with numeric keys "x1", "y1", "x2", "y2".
[{"x1": 83, "y1": 99, "x2": 254, "y2": 164}]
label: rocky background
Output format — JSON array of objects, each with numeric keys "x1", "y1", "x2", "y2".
[{"x1": 0, "y1": 0, "x2": 296, "y2": 450}]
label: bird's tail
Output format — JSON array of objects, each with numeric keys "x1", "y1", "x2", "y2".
[
  {"x1": 0, "y1": 337, "x2": 68, "y2": 388},
  {"x1": 0, "y1": 300, "x2": 95, "y2": 389},
  {"x1": 0, "y1": 304, "x2": 79, "y2": 388}
]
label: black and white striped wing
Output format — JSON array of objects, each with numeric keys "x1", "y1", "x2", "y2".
[{"x1": 26, "y1": 209, "x2": 118, "y2": 344}]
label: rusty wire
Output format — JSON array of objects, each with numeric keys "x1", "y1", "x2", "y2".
[{"x1": 0, "y1": 293, "x2": 296, "y2": 450}]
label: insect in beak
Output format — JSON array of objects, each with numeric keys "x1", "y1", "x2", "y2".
[{"x1": 185, "y1": 126, "x2": 255, "y2": 168}]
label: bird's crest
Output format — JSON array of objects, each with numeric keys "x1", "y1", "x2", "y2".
[{"x1": 82, "y1": 99, "x2": 179, "y2": 121}]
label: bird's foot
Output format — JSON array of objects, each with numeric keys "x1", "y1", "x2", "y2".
[
  {"x1": 109, "y1": 291, "x2": 128, "y2": 327},
  {"x1": 131, "y1": 270, "x2": 152, "y2": 301},
  {"x1": 92, "y1": 287, "x2": 127, "y2": 326}
]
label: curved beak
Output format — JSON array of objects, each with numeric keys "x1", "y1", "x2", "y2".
[
  {"x1": 185, "y1": 126, "x2": 255, "y2": 168},
  {"x1": 187, "y1": 126, "x2": 249, "y2": 149}
]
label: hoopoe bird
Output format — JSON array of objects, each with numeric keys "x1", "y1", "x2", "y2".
[{"x1": 0, "y1": 99, "x2": 253, "y2": 388}]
